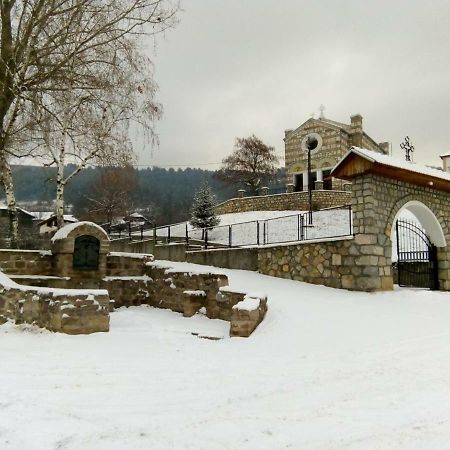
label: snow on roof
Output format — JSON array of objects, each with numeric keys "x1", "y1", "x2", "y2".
[
  {"x1": 34, "y1": 211, "x2": 54, "y2": 221},
  {"x1": 38, "y1": 214, "x2": 78, "y2": 225},
  {"x1": 51, "y1": 221, "x2": 108, "y2": 242},
  {"x1": 333, "y1": 147, "x2": 450, "y2": 183},
  {"x1": 0, "y1": 205, "x2": 35, "y2": 217},
  {"x1": 440, "y1": 153, "x2": 450, "y2": 158}
]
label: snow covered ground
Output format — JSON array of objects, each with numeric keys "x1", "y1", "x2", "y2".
[{"x1": 1, "y1": 261, "x2": 450, "y2": 449}]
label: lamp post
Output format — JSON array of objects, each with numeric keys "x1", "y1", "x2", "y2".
[{"x1": 305, "y1": 135, "x2": 319, "y2": 225}]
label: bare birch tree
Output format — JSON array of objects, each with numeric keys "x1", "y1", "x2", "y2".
[{"x1": 0, "y1": 0, "x2": 178, "y2": 244}]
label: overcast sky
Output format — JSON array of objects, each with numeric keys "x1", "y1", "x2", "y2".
[{"x1": 138, "y1": 0, "x2": 450, "y2": 170}]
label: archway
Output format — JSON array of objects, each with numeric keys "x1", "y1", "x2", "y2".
[
  {"x1": 390, "y1": 201, "x2": 445, "y2": 289},
  {"x1": 390, "y1": 200, "x2": 446, "y2": 247}
]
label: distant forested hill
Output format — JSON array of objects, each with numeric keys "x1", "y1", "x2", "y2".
[{"x1": 1, "y1": 165, "x2": 285, "y2": 225}]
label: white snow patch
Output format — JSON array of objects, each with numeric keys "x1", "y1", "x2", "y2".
[
  {"x1": 232, "y1": 296, "x2": 261, "y2": 311},
  {"x1": 108, "y1": 252, "x2": 154, "y2": 260},
  {"x1": 184, "y1": 290, "x2": 206, "y2": 297}
]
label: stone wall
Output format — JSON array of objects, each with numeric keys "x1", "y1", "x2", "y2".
[
  {"x1": 257, "y1": 236, "x2": 392, "y2": 291},
  {"x1": 145, "y1": 261, "x2": 267, "y2": 336},
  {"x1": 215, "y1": 190, "x2": 351, "y2": 215},
  {"x1": 106, "y1": 253, "x2": 154, "y2": 276},
  {"x1": 0, "y1": 250, "x2": 53, "y2": 276},
  {"x1": 109, "y1": 238, "x2": 154, "y2": 254},
  {"x1": 0, "y1": 273, "x2": 110, "y2": 334},
  {"x1": 186, "y1": 247, "x2": 258, "y2": 271},
  {"x1": 0, "y1": 247, "x2": 267, "y2": 337}
]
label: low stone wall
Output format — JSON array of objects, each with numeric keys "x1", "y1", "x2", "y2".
[
  {"x1": 258, "y1": 236, "x2": 392, "y2": 291},
  {"x1": 109, "y1": 238, "x2": 155, "y2": 254},
  {"x1": 0, "y1": 250, "x2": 53, "y2": 276},
  {"x1": 145, "y1": 262, "x2": 229, "y2": 315},
  {"x1": 0, "y1": 248, "x2": 267, "y2": 337},
  {"x1": 186, "y1": 247, "x2": 258, "y2": 271},
  {"x1": 0, "y1": 273, "x2": 110, "y2": 334},
  {"x1": 154, "y1": 243, "x2": 187, "y2": 262},
  {"x1": 215, "y1": 190, "x2": 351, "y2": 215},
  {"x1": 106, "y1": 252, "x2": 153, "y2": 276},
  {"x1": 102, "y1": 276, "x2": 153, "y2": 308},
  {"x1": 145, "y1": 261, "x2": 267, "y2": 337}
]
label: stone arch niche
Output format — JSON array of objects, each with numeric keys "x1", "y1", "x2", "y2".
[{"x1": 52, "y1": 222, "x2": 110, "y2": 280}]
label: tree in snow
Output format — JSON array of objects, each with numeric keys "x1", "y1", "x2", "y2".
[
  {"x1": 189, "y1": 182, "x2": 220, "y2": 237},
  {"x1": 0, "y1": 0, "x2": 179, "y2": 243},
  {"x1": 215, "y1": 135, "x2": 278, "y2": 195}
]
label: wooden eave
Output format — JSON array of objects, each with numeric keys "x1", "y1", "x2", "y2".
[{"x1": 332, "y1": 153, "x2": 450, "y2": 193}]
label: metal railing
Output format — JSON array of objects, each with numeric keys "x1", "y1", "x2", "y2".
[{"x1": 110, "y1": 205, "x2": 353, "y2": 249}]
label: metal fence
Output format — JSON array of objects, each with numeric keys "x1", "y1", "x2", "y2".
[{"x1": 109, "y1": 205, "x2": 353, "y2": 249}]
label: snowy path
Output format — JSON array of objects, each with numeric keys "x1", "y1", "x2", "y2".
[{"x1": 1, "y1": 262, "x2": 450, "y2": 449}]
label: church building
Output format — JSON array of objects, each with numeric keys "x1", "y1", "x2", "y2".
[{"x1": 284, "y1": 113, "x2": 390, "y2": 191}]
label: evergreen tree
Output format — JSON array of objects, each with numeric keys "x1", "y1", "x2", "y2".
[{"x1": 189, "y1": 182, "x2": 220, "y2": 231}]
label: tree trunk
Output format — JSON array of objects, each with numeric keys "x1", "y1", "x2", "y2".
[
  {"x1": 55, "y1": 127, "x2": 67, "y2": 229},
  {"x1": 0, "y1": 154, "x2": 19, "y2": 247}
]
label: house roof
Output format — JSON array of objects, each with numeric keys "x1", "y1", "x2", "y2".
[
  {"x1": 440, "y1": 153, "x2": 450, "y2": 159},
  {"x1": 37, "y1": 214, "x2": 78, "y2": 226},
  {"x1": 332, "y1": 147, "x2": 450, "y2": 192},
  {"x1": 0, "y1": 205, "x2": 35, "y2": 218}
]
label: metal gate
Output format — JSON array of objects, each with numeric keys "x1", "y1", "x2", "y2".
[{"x1": 395, "y1": 219, "x2": 439, "y2": 290}]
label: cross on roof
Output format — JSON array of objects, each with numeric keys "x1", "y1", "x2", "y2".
[{"x1": 319, "y1": 104, "x2": 326, "y2": 119}]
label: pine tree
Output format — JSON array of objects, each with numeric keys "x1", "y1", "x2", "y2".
[{"x1": 189, "y1": 182, "x2": 220, "y2": 231}]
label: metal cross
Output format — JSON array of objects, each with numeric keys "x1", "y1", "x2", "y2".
[
  {"x1": 319, "y1": 104, "x2": 325, "y2": 119},
  {"x1": 400, "y1": 136, "x2": 414, "y2": 162}
]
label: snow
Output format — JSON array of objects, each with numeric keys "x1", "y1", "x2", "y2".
[
  {"x1": 0, "y1": 269, "x2": 107, "y2": 297},
  {"x1": 183, "y1": 290, "x2": 206, "y2": 297},
  {"x1": 2, "y1": 260, "x2": 450, "y2": 449},
  {"x1": 102, "y1": 276, "x2": 153, "y2": 282},
  {"x1": 51, "y1": 221, "x2": 109, "y2": 242},
  {"x1": 108, "y1": 252, "x2": 154, "y2": 259},
  {"x1": 232, "y1": 295, "x2": 262, "y2": 311},
  {"x1": 336, "y1": 147, "x2": 450, "y2": 182}
]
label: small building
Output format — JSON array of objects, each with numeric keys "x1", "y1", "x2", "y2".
[
  {"x1": 284, "y1": 113, "x2": 389, "y2": 192},
  {"x1": 38, "y1": 214, "x2": 78, "y2": 235},
  {"x1": 123, "y1": 212, "x2": 151, "y2": 226}
]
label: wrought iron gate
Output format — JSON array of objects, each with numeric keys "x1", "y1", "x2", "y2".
[{"x1": 395, "y1": 219, "x2": 439, "y2": 290}]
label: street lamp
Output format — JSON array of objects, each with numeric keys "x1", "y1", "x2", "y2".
[{"x1": 305, "y1": 135, "x2": 319, "y2": 225}]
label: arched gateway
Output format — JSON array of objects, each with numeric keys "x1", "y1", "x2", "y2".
[{"x1": 332, "y1": 147, "x2": 450, "y2": 291}]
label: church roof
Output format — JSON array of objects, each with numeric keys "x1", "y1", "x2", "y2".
[
  {"x1": 332, "y1": 147, "x2": 450, "y2": 192},
  {"x1": 285, "y1": 117, "x2": 348, "y2": 141}
]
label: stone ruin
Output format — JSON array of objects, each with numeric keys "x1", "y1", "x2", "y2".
[{"x1": 0, "y1": 222, "x2": 267, "y2": 337}]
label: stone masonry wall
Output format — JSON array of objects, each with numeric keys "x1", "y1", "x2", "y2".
[
  {"x1": 0, "y1": 275, "x2": 110, "y2": 334},
  {"x1": 215, "y1": 190, "x2": 351, "y2": 215},
  {"x1": 0, "y1": 250, "x2": 53, "y2": 276},
  {"x1": 257, "y1": 236, "x2": 391, "y2": 291}
]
